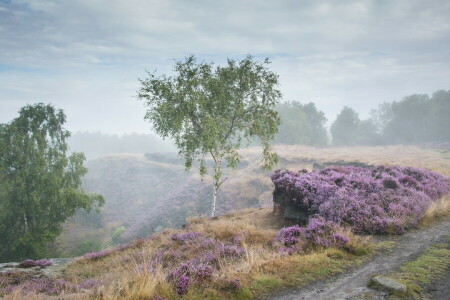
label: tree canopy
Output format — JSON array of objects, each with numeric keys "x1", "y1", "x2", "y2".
[
  {"x1": 330, "y1": 106, "x2": 360, "y2": 145},
  {"x1": 371, "y1": 90, "x2": 450, "y2": 144},
  {"x1": 138, "y1": 55, "x2": 281, "y2": 217},
  {"x1": 0, "y1": 103, "x2": 104, "y2": 262},
  {"x1": 274, "y1": 101, "x2": 328, "y2": 146}
]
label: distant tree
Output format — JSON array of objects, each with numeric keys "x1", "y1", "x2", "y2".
[
  {"x1": 138, "y1": 55, "x2": 281, "y2": 217},
  {"x1": 330, "y1": 106, "x2": 360, "y2": 145},
  {"x1": 111, "y1": 226, "x2": 126, "y2": 245},
  {"x1": 371, "y1": 90, "x2": 450, "y2": 144},
  {"x1": 75, "y1": 240, "x2": 102, "y2": 256},
  {"x1": 275, "y1": 101, "x2": 328, "y2": 145},
  {"x1": 0, "y1": 104, "x2": 104, "y2": 262},
  {"x1": 384, "y1": 94, "x2": 430, "y2": 144},
  {"x1": 429, "y1": 90, "x2": 450, "y2": 142},
  {"x1": 355, "y1": 119, "x2": 382, "y2": 145}
]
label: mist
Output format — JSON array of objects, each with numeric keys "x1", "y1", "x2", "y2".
[
  {"x1": 1, "y1": 0, "x2": 450, "y2": 134},
  {"x1": 1, "y1": 2, "x2": 450, "y2": 298}
]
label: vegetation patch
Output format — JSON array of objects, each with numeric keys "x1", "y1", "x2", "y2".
[
  {"x1": 272, "y1": 165, "x2": 450, "y2": 234},
  {"x1": 0, "y1": 215, "x2": 374, "y2": 299},
  {"x1": 381, "y1": 236, "x2": 450, "y2": 299}
]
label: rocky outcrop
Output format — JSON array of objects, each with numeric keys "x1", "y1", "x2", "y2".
[{"x1": 273, "y1": 188, "x2": 309, "y2": 224}]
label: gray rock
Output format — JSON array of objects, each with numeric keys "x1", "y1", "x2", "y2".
[{"x1": 369, "y1": 276, "x2": 407, "y2": 293}]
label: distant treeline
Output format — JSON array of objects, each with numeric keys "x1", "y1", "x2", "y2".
[
  {"x1": 70, "y1": 90, "x2": 449, "y2": 159},
  {"x1": 276, "y1": 89, "x2": 450, "y2": 146},
  {"x1": 69, "y1": 132, "x2": 176, "y2": 160}
]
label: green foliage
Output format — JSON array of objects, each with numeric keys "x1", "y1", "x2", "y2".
[
  {"x1": 371, "y1": 90, "x2": 450, "y2": 144},
  {"x1": 138, "y1": 55, "x2": 281, "y2": 216},
  {"x1": 331, "y1": 106, "x2": 380, "y2": 146},
  {"x1": 111, "y1": 226, "x2": 126, "y2": 245},
  {"x1": 71, "y1": 208, "x2": 104, "y2": 228},
  {"x1": 379, "y1": 237, "x2": 450, "y2": 299},
  {"x1": 274, "y1": 101, "x2": 328, "y2": 145},
  {"x1": 76, "y1": 240, "x2": 103, "y2": 256},
  {"x1": 330, "y1": 106, "x2": 360, "y2": 145},
  {"x1": 0, "y1": 103, "x2": 104, "y2": 262}
]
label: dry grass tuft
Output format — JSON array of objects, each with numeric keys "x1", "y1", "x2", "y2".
[
  {"x1": 421, "y1": 195, "x2": 450, "y2": 225},
  {"x1": 97, "y1": 267, "x2": 173, "y2": 300}
]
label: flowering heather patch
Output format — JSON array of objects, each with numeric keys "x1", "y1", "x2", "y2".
[
  {"x1": 175, "y1": 275, "x2": 191, "y2": 295},
  {"x1": 131, "y1": 231, "x2": 246, "y2": 295},
  {"x1": 83, "y1": 249, "x2": 113, "y2": 260},
  {"x1": 170, "y1": 231, "x2": 203, "y2": 243},
  {"x1": 272, "y1": 166, "x2": 450, "y2": 234},
  {"x1": 301, "y1": 217, "x2": 349, "y2": 248},
  {"x1": 18, "y1": 259, "x2": 53, "y2": 268},
  {"x1": 0, "y1": 270, "x2": 99, "y2": 296},
  {"x1": 275, "y1": 218, "x2": 349, "y2": 254},
  {"x1": 274, "y1": 225, "x2": 302, "y2": 247}
]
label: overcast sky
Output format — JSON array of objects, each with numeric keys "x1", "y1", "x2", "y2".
[{"x1": 1, "y1": 0, "x2": 449, "y2": 134}]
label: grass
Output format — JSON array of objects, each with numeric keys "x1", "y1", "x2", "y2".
[
  {"x1": 4, "y1": 145, "x2": 449, "y2": 299},
  {"x1": 420, "y1": 195, "x2": 450, "y2": 225},
  {"x1": 46, "y1": 215, "x2": 374, "y2": 300},
  {"x1": 371, "y1": 236, "x2": 450, "y2": 299}
]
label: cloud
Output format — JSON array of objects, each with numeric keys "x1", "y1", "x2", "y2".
[{"x1": 1, "y1": 0, "x2": 449, "y2": 133}]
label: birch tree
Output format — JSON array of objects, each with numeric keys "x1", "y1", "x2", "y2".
[
  {"x1": 0, "y1": 104, "x2": 104, "y2": 262},
  {"x1": 138, "y1": 55, "x2": 281, "y2": 217}
]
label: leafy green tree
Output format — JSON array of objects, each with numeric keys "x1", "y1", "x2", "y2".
[
  {"x1": 429, "y1": 90, "x2": 450, "y2": 142},
  {"x1": 372, "y1": 91, "x2": 450, "y2": 144},
  {"x1": 138, "y1": 55, "x2": 281, "y2": 217},
  {"x1": 75, "y1": 240, "x2": 102, "y2": 256},
  {"x1": 355, "y1": 119, "x2": 382, "y2": 145},
  {"x1": 275, "y1": 101, "x2": 328, "y2": 145},
  {"x1": 0, "y1": 103, "x2": 104, "y2": 262},
  {"x1": 111, "y1": 226, "x2": 126, "y2": 245},
  {"x1": 330, "y1": 106, "x2": 360, "y2": 145}
]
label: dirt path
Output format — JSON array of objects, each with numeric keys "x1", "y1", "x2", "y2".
[{"x1": 270, "y1": 218, "x2": 450, "y2": 300}]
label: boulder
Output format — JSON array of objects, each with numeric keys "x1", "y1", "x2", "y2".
[{"x1": 369, "y1": 276, "x2": 407, "y2": 293}]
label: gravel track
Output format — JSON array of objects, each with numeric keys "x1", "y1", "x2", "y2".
[{"x1": 270, "y1": 218, "x2": 450, "y2": 300}]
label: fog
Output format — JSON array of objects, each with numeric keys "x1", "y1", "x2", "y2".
[
  {"x1": 2, "y1": 0, "x2": 450, "y2": 276},
  {"x1": 1, "y1": 0, "x2": 450, "y2": 135}
]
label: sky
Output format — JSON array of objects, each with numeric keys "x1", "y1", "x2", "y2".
[{"x1": 1, "y1": 0, "x2": 449, "y2": 134}]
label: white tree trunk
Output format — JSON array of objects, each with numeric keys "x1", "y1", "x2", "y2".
[
  {"x1": 211, "y1": 158, "x2": 221, "y2": 218},
  {"x1": 211, "y1": 182, "x2": 218, "y2": 218}
]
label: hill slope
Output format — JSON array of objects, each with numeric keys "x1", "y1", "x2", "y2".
[{"x1": 57, "y1": 145, "x2": 450, "y2": 255}]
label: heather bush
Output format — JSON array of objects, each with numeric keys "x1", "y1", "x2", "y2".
[
  {"x1": 274, "y1": 218, "x2": 349, "y2": 254},
  {"x1": 301, "y1": 217, "x2": 349, "y2": 248},
  {"x1": 272, "y1": 166, "x2": 450, "y2": 234},
  {"x1": 83, "y1": 249, "x2": 113, "y2": 260},
  {"x1": 18, "y1": 259, "x2": 52, "y2": 268},
  {"x1": 133, "y1": 231, "x2": 246, "y2": 295},
  {"x1": 175, "y1": 275, "x2": 191, "y2": 295},
  {"x1": 0, "y1": 270, "x2": 99, "y2": 296}
]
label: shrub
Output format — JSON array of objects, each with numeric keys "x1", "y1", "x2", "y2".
[
  {"x1": 274, "y1": 218, "x2": 349, "y2": 254},
  {"x1": 83, "y1": 249, "x2": 113, "y2": 261},
  {"x1": 0, "y1": 271, "x2": 98, "y2": 296},
  {"x1": 18, "y1": 259, "x2": 52, "y2": 268},
  {"x1": 175, "y1": 275, "x2": 191, "y2": 295},
  {"x1": 76, "y1": 240, "x2": 103, "y2": 256},
  {"x1": 271, "y1": 166, "x2": 450, "y2": 234}
]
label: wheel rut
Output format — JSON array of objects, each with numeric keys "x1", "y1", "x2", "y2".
[{"x1": 270, "y1": 218, "x2": 450, "y2": 300}]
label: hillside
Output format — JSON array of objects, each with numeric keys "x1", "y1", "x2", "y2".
[
  {"x1": 57, "y1": 145, "x2": 450, "y2": 255},
  {"x1": 1, "y1": 145, "x2": 450, "y2": 299}
]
